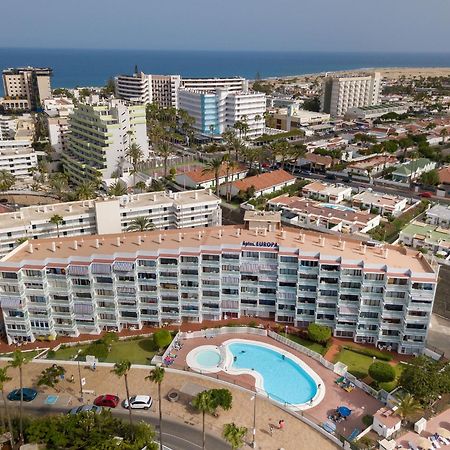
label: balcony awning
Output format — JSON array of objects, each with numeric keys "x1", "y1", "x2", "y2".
[
  {"x1": 68, "y1": 265, "x2": 89, "y2": 276},
  {"x1": 113, "y1": 261, "x2": 135, "y2": 272},
  {"x1": 0, "y1": 296, "x2": 21, "y2": 309},
  {"x1": 91, "y1": 263, "x2": 111, "y2": 275}
]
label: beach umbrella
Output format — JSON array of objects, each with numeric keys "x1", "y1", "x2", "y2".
[
  {"x1": 417, "y1": 436, "x2": 433, "y2": 450},
  {"x1": 437, "y1": 427, "x2": 450, "y2": 439},
  {"x1": 337, "y1": 406, "x2": 352, "y2": 417}
]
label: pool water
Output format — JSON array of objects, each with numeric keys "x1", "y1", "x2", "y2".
[
  {"x1": 229, "y1": 342, "x2": 317, "y2": 405},
  {"x1": 196, "y1": 349, "x2": 221, "y2": 368}
]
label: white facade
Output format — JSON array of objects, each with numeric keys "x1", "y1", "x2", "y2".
[
  {"x1": 302, "y1": 182, "x2": 353, "y2": 204},
  {"x1": 345, "y1": 103, "x2": 408, "y2": 120},
  {"x1": 352, "y1": 191, "x2": 408, "y2": 217},
  {"x1": 0, "y1": 140, "x2": 37, "y2": 178},
  {"x1": 321, "y1": 72, "x2": 381, "y2": 117},
  {"x1": 43, "y1": 97, "x2": 75, "y2": 117},
  {"x1": 0, "y1": 189, "x2": 221, "y2": 257},
  {"x1": 178, "y1": 88, "x2": 266, "y2": 139},
  {"x1": 0, "y1": 116, "x2": 17, "y2": 140},
  {"x1": 47, "y1": 117, "x2": 70, "y2": 156},
  {"x1": 62, "y1": 98, "x2": 148, "y2": 184},
  {"x1": 181, "y1": 77, "x2": 247, "y2": 93},
  {"x1": 426, "y1": 204, "x2": 450, "y2": 228}
]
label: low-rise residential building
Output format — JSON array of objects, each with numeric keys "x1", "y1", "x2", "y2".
[
  {"x1": 175, "y1": 164, "x2": 247, "y2": 190},
  {"x1": 345, "y1": 155, "x2": 398, "y2": 177},
  {"x1": 273, "y1": 106, "x2": 330, "y2": 131},
  {"x1": 345, "y1": 103, "x2": 409, "y2": 120},
  {"x1": 352, "y1": 191, "x2": 408, "y2": 217},
  {"x1": 372, "y1": 408, "x2": 402, "y2": 439},
  {"x1": 306, "y1": 136, "x2": 348, "y2": 151},
  {"x1": 288, "y1": 153, "x2": 336, "y2": 173},
  {"x1": 268, "y1": 196, "x2": 381, "y2": 233},
  {"x1": 399, "y1": 221, "x2": 450, "y2": 258},
  {"x1": 0, "y1": 219, "x2": 437, "y2": 355},
  {"x1": 0, "y1": 189, "x2": 221, "y2": 257},
  {"x1": 0, "y1": 139, "x2": 37, "y2": 178},
  {"x1": 302, "y1": 181, "x2": 352, "y2": 204},
  {"x1": 426, "y1": 204, "x2": 450, "y2": 228},
  {"x1": 392, "y1": 158, "x2": 436, "y2": 183},
  {"x1": 43, "y1": 97, "x2": 74, "y2": 117},
  {"x1": 219, "y1": 169, "x2": 296, "y2": 198},
  {"x1": 438, "y1": 166, "x2": 450, "y2": 186}
]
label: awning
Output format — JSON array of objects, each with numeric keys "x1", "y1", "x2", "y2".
[
  {"x1": 113, "y1": 261, "x2": 134, "y2": 272},
  {"x1": 337, "y1": 406, "x2": 352, "y2": 417},
  {"x1": 91, "y1": 263, "x2": 111, "y2": 274},
  {"x1": 68, "y1": 265, "x2": 89, "y2": 276},
  {"x1": 0, "y1": 297, "x2": 21, "y2": 309}
]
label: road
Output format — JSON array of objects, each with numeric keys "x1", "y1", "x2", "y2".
[{"x1": 10, "y1": 401, "x2": 230, "y2": 450}]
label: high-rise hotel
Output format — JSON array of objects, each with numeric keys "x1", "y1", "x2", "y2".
[{"x1": 0, "y1": 213, "x2": 437, "y2": 355}]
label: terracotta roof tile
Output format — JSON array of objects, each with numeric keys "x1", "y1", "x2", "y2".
[{"x1": 230, "y1": 170, "x2": 296, "y2": 193}]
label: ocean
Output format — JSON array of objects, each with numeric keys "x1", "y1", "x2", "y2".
[{"x1": 0, "y1": 48, "x2": 450, "y2": 94}]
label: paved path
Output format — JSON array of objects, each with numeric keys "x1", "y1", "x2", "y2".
[{"x1": 427, "y1": 314, "x2": 450, "y2": 358}]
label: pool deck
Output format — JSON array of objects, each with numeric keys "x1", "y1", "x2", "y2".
[{"x1": 172, "y1": 332, "x2": 383, "y2": 439}]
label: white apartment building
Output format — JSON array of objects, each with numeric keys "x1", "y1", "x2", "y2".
[
  {"x1": 0, "y1": 115, "x2": 35, "y2": 142},
  {"x1": 0, "y1": 219, "x2": 437, "y2": 355},
  {"x1": 345, "y1": 103, "x2": 409, "y2": 120},
  {"x1": 0, "y1": 189, "x2": 221, "y2": 257},
  {"x1": 352, "y1": 191, "x2": 408, "y2": 217},
  {"x1": 43, "y1": 97, "x2": 75, "y2": 117},
  {"x1": 62, "y1": 98, "x2": 148, "y2": 184},
  {"x1": 0, "y1": 116, "x2": 17, "y2": 140},
  {"x1": 181, "y1": 77, "x2": 247, "y2": 93},
  {"x1": 0, "y1": 140, "x2": 37, "y2": 178},
  {"x1": 302, "y1": 181, "x2": 353, "y2": 204},
  {"x1": 178, "y1": 88, "x2": 266, "y2": 139},
  {"x1": 2, "y1": 67, "x2": 52, "y2": 111},
  {"x1": 426, "y1": 204, "x2": 450, "y2": 229},
  {"x1": 47, "y1": 117, "x2": 70, "y2": 156},
  {"x1": 321, "y1": 72, "x2": 381, "y2": 117}
]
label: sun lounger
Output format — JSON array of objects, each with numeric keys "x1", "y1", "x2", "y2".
[
  {"x1": 408, "y1": 442, "x2": 419, "y2": 450},
  {"x1": 436, "y1": 435, "x2": 450, "y2": 446},
  {"x1": 335, "y1": 376, "x2": 345, "y2": 384},
  {"x1": 430, "y1": 436, "x2": 441, "y2": 448},
  {"x1": 348, "y1": 429, "x2": 360, "y2": 441}
]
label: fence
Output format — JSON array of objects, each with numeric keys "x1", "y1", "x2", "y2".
[{"x1": 179, "y1": 326, "x2": 268, "y2": 340}]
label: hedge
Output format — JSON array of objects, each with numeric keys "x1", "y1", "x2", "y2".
[
  {"x1": 342, "y1": 345, "x2": 393, "y2": 361},
  {"x1": 369, "y1": 361, "x2": 396, "y2": 383}
]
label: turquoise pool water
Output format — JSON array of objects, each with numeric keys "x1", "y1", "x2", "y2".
[
  {"x1": 229, "y1": 343, "x2": 317, "y2": 405},
  {"x1": 196, "y1": 349, "x2": 221, "y2": 368},
  {"x1": 319, "y1": 203, "x2": 356, "y2": 212}
]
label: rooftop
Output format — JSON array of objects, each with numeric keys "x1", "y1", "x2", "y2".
[
  {"x1": 303, "y1": 181, "x2": 351, "y2": 196},
  {"x1": 393, "y1": 158, "x2": 433, "y2": 175},
  {"x1": 373, "y1": 407, "x2": 401, "y2": 428},
  {"x1": 427, "y1": 204, "x2": 450, "y2": 220},
  {"x1": 401, "y1": 222, "x2": 450, "y2": 244},
  {"x1": 178, "y1": 163, "x2": 247, "y2": 184},
  {"x1": 228, "y1": 169, "x2": 295, "y2": 192},
  {"x1": 352, "y1": 191, "x2": 406, "y2": 208},
  {"x1": 438, "y1": 166, "x2": 450, "y2": 185},
  {"x1": 2, "y1": 224, "x2": 435, "y2": 275},
  {"x1": 347, "y1": 155, "x2": 397, "y2": 170}
]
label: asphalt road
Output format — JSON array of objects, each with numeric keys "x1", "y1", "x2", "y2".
[{"x1": 8, "y1": 401, "x2": 230, "y2": 450}]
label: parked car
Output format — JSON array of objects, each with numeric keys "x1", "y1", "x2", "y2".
[
  {"x1": 68, "y1": 404, "x2": 102, "y2": 415},
  {"x1": 420, "y1": 191, "x2": 433, "y2": 198},
  {"x1": 123, "y1": 395, "x2": 153, "y2": 410},
  {"x1": 94, "y1": 394, "x2": 120, "y2": 408},
  {"x1": 7, "y1": 388, "x2": 37, "y2": 402}
]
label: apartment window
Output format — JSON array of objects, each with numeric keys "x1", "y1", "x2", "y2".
[
  {"x1": 388, "y1": 277, "x2": 408, "y2": 286},
  {"x1": 261, "y1": 252, "x2": 277, "y2": 260},
  {"x1": 160, "y1": 258, "x2": 177, "y2": 266},
  {"x1": 222, "y1": 253, "x2": 239, "y2": 260},
  {"x1": 364, "y1": 273, "x2": 385, "y2": 281},
  {"x1": 203, "y1": 267, "x2": 219, "y2": 274},
  {"x1": 242, "y1": 251, "x2": 259, "y2": 259},
  {"x1": 300, "y1": 260, "x2": 318, "y2": 267},
  {"x1": 181, "y1": 256, "x2": 198, "y2": 263},
  {"x1": 202, "y1": 254, "x2": 220, "y2": 262},
  {"x1": 1, "y1": 272, "x2": 17, "y2": 280},
  {"x1": 138, "y1": 259, "x2": 156, "y2": 267}
]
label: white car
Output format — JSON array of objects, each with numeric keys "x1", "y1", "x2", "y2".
[{"x1": 123, "y1": 395, "x2": 153, "y2": 410}]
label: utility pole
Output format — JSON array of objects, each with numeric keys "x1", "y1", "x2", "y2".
[
  {"x1": 251, "y1": 394, "x2": 257, "y2": 448},
  {"x1": 77, "y1": 360, "x2": 83, "y2": 401}
]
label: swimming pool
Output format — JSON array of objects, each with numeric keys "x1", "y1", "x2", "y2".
[
  {"x1": 319, "y1": 202, "x2": 356, "y2": 212},
  {"x1": 186, "y1": 339, "x2": 324, "y2": 409}
]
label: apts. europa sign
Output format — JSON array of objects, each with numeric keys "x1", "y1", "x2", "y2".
[{"x1": 242, "y1": 241, "x2": 279, "y2": 249}]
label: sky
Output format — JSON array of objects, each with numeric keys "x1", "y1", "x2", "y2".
[{"x1": 1, "y1": 0, "x2": 450, "y2": 53}]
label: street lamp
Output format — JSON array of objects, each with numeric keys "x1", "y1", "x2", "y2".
[{"x1": 251, "y1": 394, "x2": 257, "y2": 448}]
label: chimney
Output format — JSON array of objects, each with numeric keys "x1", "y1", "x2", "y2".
[
  {"x1": 254, "y1": 227, "x2": 259, "y2": 236},
  {"x1": 236, "y1": 228, "x2": 241, "y2": 237},
  {"x1": 341, "y1": 241, "x2": 346, "y2": 250},
  {"x1": 197, "y1": 231, "x2": 202, "y2": 240},
  {"x1": 362, "y1": 244, "x2": 367, "y2": 254},
  {"x1": 177, "y1": 232, "x2": 182, "y2": 242},
  {"x1": 137, "y1": 235, "x2": 142, "y2": 246},
  {"x1": 153, "y1": 194, "x2": 156, "y2": 202},
  {"x1": 116, "y1": 237, "x2": 121, "y2": 247},
  {"x1": 43, "y1": 205, "x2": 47, "y2": 213},
  {"x1": 157, "y1": 234, "x2": 162, "y2": 244},
  {"x1": 51, "y1": 242, "x2": 56, "y2": 252},
  {"x1": 262, "y1": 228, "x2": 267, "y2": 237},
  {"x1": 194, "y1": 192, "x2": 198, "y2": 200},
  {"x1": 68, "y1": 205, "x2": 72, "y2": 212},
  {"x1": 320, "y1": 237, "x2": 325, "y2": 247},
  {"x1": 73, "y1": 240, "x2": 78, "y2": 250},
  {"x1": 280, "y1": 230, "x2": 286, "y2": 240},
  {"x1": 218, "y1": 229, "x2": 223, "y2": 239},
  {"x1": 95, "y1": 238, "x2": 99, "y2": 248},
  {"x1": 28, "y1": 244, "x2": 33, "y2": 254},
  {"x1": 384, "y1": 248, "x2": 389, "y2": 259}
]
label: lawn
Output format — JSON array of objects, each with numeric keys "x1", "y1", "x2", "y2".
[
  {"x1": 0, "y1": 350, "x2": 41, "y2": 360},
  {"x1": 283, "y1": 333, "x2": 327, "y2": 355},
  {"x1": 334, "y1": 348, "x2": 403, "y2": 392},
  {"x1": 49, "y1": 338, "x2": 159, "y2": 365}
]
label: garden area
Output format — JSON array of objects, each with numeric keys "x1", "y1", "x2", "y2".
[
  {"x1": 333, "y1": 345, "x2": 405, "y2": 392},
  {"x1": 46, "y1": 331, "x2": 173, "y2": 365},
  {"x1": 282, "y1": 332, "x2": 329, "y2": 355}
]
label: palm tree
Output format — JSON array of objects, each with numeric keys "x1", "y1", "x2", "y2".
[
  {"x1": 111, "y1": 361, "x2": 133, "y2": 427},
  {"x1": 126, "y1": 143, "x2": 144, "y2": 186},
  {"x1": 49, "y1": 173, "x2": 69, "y2": 199},
  {"x1": 202, "y1": 158, "x2": 223, "y2": 195},
  {"x1": 134, "y1": 181, "x2": 147, "y2": 193},
  {"x1": 0, "y1": 170, "x2": 15, "y2": 192},
  {"x1": 225, "y1": 158, "x2": 238, "y2": 202},
  {"x1": 75, "y1": 181, "x2": 97, "y2": 200},
  {"x1": 10, "y1": 350, "x2": 29, "y2": 442},
  {"x1": 146, "y1": 367, "x2": 165, "y2": 450},
  {"x1": 0, "y1": 367, "x2": 14, "y2": 448},
  {"x1": 126, "y1": 216, "x2": 154, "y2": 232},
  {"x1": 49, "y1": 214, "x2": 64, "y2": 238},
  {"x1": 395, "y1": 393, "x2": 422, "y2": 425},
  {"x1": 108, "y1": 180, "x2": 127, "y2": 197},
  {"x1": 223, "y1": 423, "x2": 247, "y2": 450},
  {"x1": 155, "y1": 140, "x2": 172, "y2": 178},
  {"x1": 192, "y1": 391, "x2": 214, "y2": 450}
]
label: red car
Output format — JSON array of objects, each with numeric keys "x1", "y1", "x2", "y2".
[
  {"x1": 93, "y1": 394, "x2": 120, "y2": 408},
  {"x1": 420, "y1": 192, "x2": 433, "y2": 198}
]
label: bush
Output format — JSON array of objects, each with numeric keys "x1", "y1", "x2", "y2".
[
  {"x1": 307, "y1": 323, "x2": 331, "y2": 344},
  {"x1": 369, "y1": 362, "x2": 396, "y2": 383},
  {"x1": 81, "y1": 342, "x2": 109, "y2": 360},
  {"x1": 47, "y1": 350, "x2": 56, "y2": 359},
  {"x1": 362, "y1": 415, "x2": 374, "y2": 427},
  {"x1": 342, "y1": 345, "x2": 393, "y2": 361},
  {"x1": 153, "y1": 330, "x2": 172, "y2": 350}
]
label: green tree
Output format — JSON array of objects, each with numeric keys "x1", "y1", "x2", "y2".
[
  {"x1": 302, "y1": 96, "x2": 321, "y2": 112},
  {"x1": 111, "y1": 361, "x2": 133, "y2": 428},
  {"x1": 368, "y1": 362, "x2": 396, "y2": 385},
  {"x1": 0, "y1": 170, "x2": 15, "y2": 191},
  {"x1": 37, "y1": 364, "x2": 66, "y2": 390},
  {"x1": 108, "y1": 179, "x2": 128, "y2": 196},
  {"x1": 146, "y1": 367, "x2": 165, "y2": 450},
  {"x1": 49, "y1": 214, "x2": 64, "y2": 238},
  {"x1": 49, "y1": 172, "x2": 69, "y2": 198},
  {"x1": 153, "y1": 330, "x2": 172, "y2": 350},
  {"x1": 155, "y1": 140, "x2": 172, "y2": 178},
  {"x1": 0, "y1": 367, "x2": 15, "y2": 448},
  {"x1": 202, "y1": 158, "x2": 224, "y2": 195},
  {"x1": 102, "y1": 331, "x2": 119, "y2": 349},
  {"x1": 395, "y1": 393, "x2": 422, "y2": 425},
  {"x1": 9, "y1": 350, "x2": 29, "y2": 442},
  {"x1": 307, "y1": 323, "x2": 331, "y2": 344},
  {"x1": 75, "y1": 181, "x2": 98, "y2": 200},
  {"x1": 126, "y1": 216, "x2": 154, "y2": 232},
  {"x1": 192, "y1": 391, "x2": 215, "y2": 450},
  {"x1": 209, "y1": 388, "x2": 233, "y2": 414},
  {"x1": 134, "y1": 181, "x2": 147, "y2": 193},
  {"x1": 420, "y1": 169, "x2": 440, "y2": 186},
  {"x1": 223, "y1": 423, "x2": 247, "y2": 450},
  {"x1": 126, "y1": 142, "x2": 144, "y2": 186}
]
